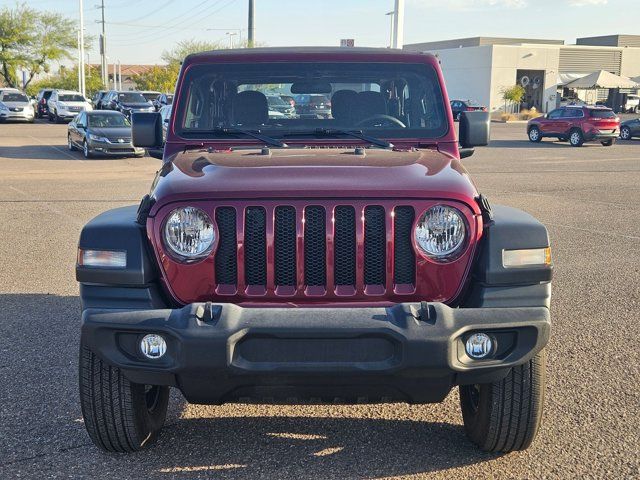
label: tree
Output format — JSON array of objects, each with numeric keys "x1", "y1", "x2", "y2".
[
  {"x1": 133, "y1": 39, "x2": 267, "y2": 92},
  {"x1": 26, "y1": 65, "x2": 103, "y2": 98},
  {"x1": 132, "y1": 40, "x2": 225, "y2": 93},
  {"x1": 132, "y1": 64, "x2": 180, "y2": 93},
  {"x1": 500, "y1": 85, "x2": 526, "y2": 113},
  {"x1": 0, "y1": 4, "x2": 77, "y2": 89}
]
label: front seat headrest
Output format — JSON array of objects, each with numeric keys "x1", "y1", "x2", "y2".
[{"x1": 232, "y1": 90, "x2": 268, "y2": 125}]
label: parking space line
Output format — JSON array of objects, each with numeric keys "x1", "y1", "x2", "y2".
[{"x1": 27, "y1": 134, "x2": 83, "y2": 162}]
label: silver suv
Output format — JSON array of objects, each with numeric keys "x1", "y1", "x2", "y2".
[{"x1": 47, "y1": 90, "x2": 92, "y2": 123}]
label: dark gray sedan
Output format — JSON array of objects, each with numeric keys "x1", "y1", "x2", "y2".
[
  {"x1": 619, "y1": 118, "x2": 640, "y2": 140},
  {"x1": 67, "y1": 110, "x2": 145, "y2": 159}
]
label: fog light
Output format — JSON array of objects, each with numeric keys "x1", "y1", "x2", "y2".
[
  {"x1": 465, "y1": 333, "x2": 494, "y2": 359},
  {"x1": 140, "y1": 334, "x2": 166, "y2": 359}
]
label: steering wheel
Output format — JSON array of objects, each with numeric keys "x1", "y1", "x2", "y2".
[{"x1": 355, "y1": 114, "x2": 406, "y2": 128}]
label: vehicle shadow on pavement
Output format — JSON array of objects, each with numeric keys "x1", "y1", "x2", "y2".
[
  {"x1": 0, "y1": 294, "x2": 500, "y2": 478},
  {"x1": 151, "y1": 415, "x2": 498, "y2": 478},
  {"x1": 0, "y1": 144, "x2": 83, "y2": 161},
  {"x1": 488, "y1": 139, "x2": 606, "y2": 149}
]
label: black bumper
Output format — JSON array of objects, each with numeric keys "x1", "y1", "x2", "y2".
[{"x1": 82, "y1": 302, "x2": 550, "y2": 405}]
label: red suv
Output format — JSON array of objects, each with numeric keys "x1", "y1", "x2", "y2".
[{"x1": 527, "y1": 105, "x2": 620, "y2": 147}]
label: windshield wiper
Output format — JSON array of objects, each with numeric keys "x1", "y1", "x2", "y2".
[
  {"x1": 283, "y1": 128, "x2": 393, "y2": 149},
  {"x1": 182, "y1": 127, "x2": 288, "y2": 148}
]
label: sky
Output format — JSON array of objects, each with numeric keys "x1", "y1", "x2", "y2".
[{"x1": 8, "y1": 0, "x2": 639, "y2": 66}]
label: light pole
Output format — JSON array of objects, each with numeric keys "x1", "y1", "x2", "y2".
[
  {"x1": 78, "y1": 0, "x2": 86, "y2": 96},
  {"x1": 391, "y1": 0, "x2": 404, "y2": 49},
  {"x1": 226, "y1": 32, "x2": 238, "y2": 48},
  {"x1": 385, "y1": 11, "x2": 394, "y2": 49}
]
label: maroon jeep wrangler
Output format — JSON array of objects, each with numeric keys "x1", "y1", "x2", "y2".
[{"x1": 76, "y1": 48, "x2": 552, "y2": 454}]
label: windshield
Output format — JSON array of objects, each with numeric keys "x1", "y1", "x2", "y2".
[
  {"x1": 165, "y1": 95, "x2": 174, "y2": 104},
  {"x1": 141, "y1": 92, "x2": 159, "y2": 101},
  {"x1": 60, "y1": 94, "x2": 86, "y2": 102},
  {"x1": 2, "y1": 93, "x2": 28, "y2": 102},
  {"x1": 88, "y1": 114, "x2": 130, "y2": 127},
  {"x1": 118, "y1": 92, "x2": 148, "y2": 103},
  {"x1": 175, "y1": 62, "x2": 448, "y2": 140}
]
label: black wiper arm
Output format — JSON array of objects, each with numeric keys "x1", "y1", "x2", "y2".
[
  {"x1": 284, "y1": 128, "x2": 393, "y2": 149},
  {"x1": 184, "y1": 127, "x2": 288, "y2": 148}
]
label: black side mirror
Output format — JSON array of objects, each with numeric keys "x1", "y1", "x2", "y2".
[
  {"x1": 459, "y1": 111, "x2": 490, "y2": 148},
  {"x1": 132, "y1": 112, "x2": 163, "y2": 148}
]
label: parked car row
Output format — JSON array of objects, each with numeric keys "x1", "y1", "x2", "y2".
[{"x1": 92, "y1": 89, "x2": 173, "y2": 113}]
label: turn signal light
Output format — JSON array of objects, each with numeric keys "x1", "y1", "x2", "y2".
[
  {"x1": 77, "y1": 249, "x2": 126, "y2": 268},
  {"x1": 502, "y1": 247, "x2": 551, "y2": 268}
]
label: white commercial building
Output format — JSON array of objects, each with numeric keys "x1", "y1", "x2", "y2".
[{"x1": 404, "y1": 35, "x2": 640, "y2": 113}]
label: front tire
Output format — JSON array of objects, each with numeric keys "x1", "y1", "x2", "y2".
[
  {"x1": 68, "y1": 135, "x2": 76, "y2": 151},
  {"x1": 460, "y1": 350, "x2": 546, "y2": 453},
  {"x1": 620, "y1": 126, "x2": 631, "y2": 140},
  {"x1": 79, "y1": 342, "x2": 169, "y2": 452},
  {"x1": 528, "y1": 126, "x2": 541, "y2": 142},
  {"x1": 569, "y1": 129, "x2": 584, "y2": 147},
  {"x1": 601, "y1": 138, "x2": 615, "y2": 146}
]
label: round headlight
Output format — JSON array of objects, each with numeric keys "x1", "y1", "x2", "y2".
[
  {"x1": 163, "y1": 206, "x2": 215, "y2": 261},
  {"x1": 415, "y1": 205, "x2": 467, "y2": 260}
]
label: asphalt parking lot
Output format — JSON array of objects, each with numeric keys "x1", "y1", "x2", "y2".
[{"x1": 1, "y1": 119, "x2": 639, "y2": 479}]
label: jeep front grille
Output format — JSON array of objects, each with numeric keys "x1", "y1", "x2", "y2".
[{"x1": 212, "y1": 201, "x2": 417, "y2": 298}]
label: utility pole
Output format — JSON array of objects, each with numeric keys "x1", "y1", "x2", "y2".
[
  {"x1": 96, "y1": 0, "x2": 107, "y2": 88},
  {"x1": 117, "y1": 61, "x2": 122, "y2": 90},
  {"x1": 391, "y1": 0, "x2": 404, "y2": 49},
  {"x1": 247, "y1": 0, "x2": 254, "y2": 48},
  {"x1": 79, "y1": 0, "x2": 86, "y2": 97}
]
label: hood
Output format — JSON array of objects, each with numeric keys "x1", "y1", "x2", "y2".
[
  {"x1": 88, "y1": 126, "x2": 132, "y2": 139},
  {"x1": 149, "y1": 147, "x2": 480, "y2": 216},
  {"x1": 2, "y1": 101, "x2": 31, "y2": 109}
]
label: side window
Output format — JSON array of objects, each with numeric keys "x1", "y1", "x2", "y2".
[
  {"x1": 547, "y1": 109, "x2": 562, "y2": 119},
  {"x1": 78, "y1": 112, "x2": 85, "y2": 125}
]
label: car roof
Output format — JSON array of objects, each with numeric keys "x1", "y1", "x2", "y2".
[
  {"x1": 54, "y1": 89, "x2": 84, "y2": 94},
  {"x1": 185, "y1": 46, "x2": 435, "y2": 64}
]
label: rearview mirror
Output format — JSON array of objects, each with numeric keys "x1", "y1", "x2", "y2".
[
  {"x1": 132, "y1": 112, "x2": 162, "y2": 148},
  {"x1": 459, "y1": 111, "x2": 490, "y2": 148}
]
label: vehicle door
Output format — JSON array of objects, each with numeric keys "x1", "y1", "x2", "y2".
[
  {"x1": 558, "y1": 107, "x2": 579, "y2": 136},
  {"x1": 48, "y1": 91, "x2": 58, "y2": 115},
  {"x1": 540, "y1": 108, "x2": 564, "y2": 134},
  {"x1": 631, "y1": 118, "x2": 640, "y2": 135},
  {"x1": 74, "y1": 112, "x2": 87, "y2": 144}
]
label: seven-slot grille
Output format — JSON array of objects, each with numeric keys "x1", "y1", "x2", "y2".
[{"x1": 213, "y1": 203, "x2": 416, "y2": 296}]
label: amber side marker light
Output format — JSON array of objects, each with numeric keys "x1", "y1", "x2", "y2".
[
  {"x1": 502, "y1": 247, "x2": 552, "y2": 268},
  {"x1": 77, "y1": 249, "x2": 127, "y2": 268}
]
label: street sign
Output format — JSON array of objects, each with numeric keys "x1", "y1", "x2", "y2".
[{"x1": 340, "y1": 39, "x2": 355, "y2": 47}]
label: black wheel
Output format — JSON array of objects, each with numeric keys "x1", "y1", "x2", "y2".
[
  {"x1": 601, "y1": 138, "x2": 615, "y2": 147},
  {"x1": 620, "y1": 126, "x2": 632, "y2": 140},
  {"x1": 54, "y1": 110, "x2": 60, "y2": 123},
  {"x1": 79, "y1": 342, "x2": 169, "y2": 452},
  {"x1": 455, "y1": 112, "x2": 461, "y2": 122},
  {"x1": 528, "y1": 126, "x2": 541, "y2": 142},
  {"x1": 48, "y1": 112, "x2": 53, "y2": 122},
  {"x1": 82, "y1": 140, "x2": 93, "y2": 159},
  {"x1": 569, "y1": 129, "x2": 584, "y2": 147},
  {"x1": 460, "y1": 350, "x2": 546, "y2": 453},
  {"x1": 68, "y1": 135, "x2": 76, "y2": 151}
]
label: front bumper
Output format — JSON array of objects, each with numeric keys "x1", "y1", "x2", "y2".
[
  {"x1": 88, "y1": 140, "x2": 144, "y2": 156},
  {"x1": 82, "y1": 302, "x2": 550, "y2": 404},
  {"x1": 0, "y1": 110, "x2": 34, "y2": 121}
]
